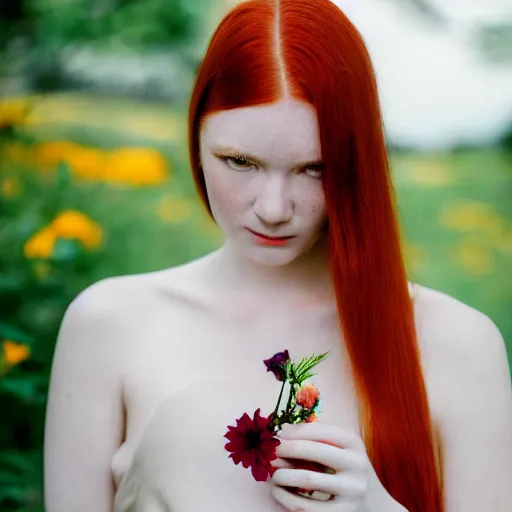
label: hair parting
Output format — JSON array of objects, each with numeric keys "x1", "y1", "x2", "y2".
[{"x1": 188, "y1": 2, "x2": 443, "y2": 510}]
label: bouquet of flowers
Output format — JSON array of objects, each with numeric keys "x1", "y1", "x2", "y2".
[{"x1": 224, "y1": 349, "x2": 330, "y2": 486}]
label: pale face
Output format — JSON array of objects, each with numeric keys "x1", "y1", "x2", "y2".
[{"x1": 199, "y1": 98, "x2": 328, "y2": 267}]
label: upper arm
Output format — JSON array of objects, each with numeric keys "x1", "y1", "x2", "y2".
[
  {"x1": 435, "y1": 305, "x2": 512, "y2": 511},
  {"x1": 44, "y1": 278, "x2": 127, "y2": 512}
]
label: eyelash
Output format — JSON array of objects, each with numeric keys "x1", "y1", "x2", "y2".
[{"x1": 219, "y1": 155, "x2": 323, "y2": 179}]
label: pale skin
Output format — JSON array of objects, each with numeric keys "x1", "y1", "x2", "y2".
[{"x1": 44, "y1": 98, "x2": 512, "y2": 512}]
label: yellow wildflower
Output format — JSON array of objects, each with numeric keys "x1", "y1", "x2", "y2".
[
  {"x1": 24, "y1": 226, "x2": 57, "y2": 259},
  {"x1": 157, "y1": 196, "x2": 194, "y2": 223},
  {"x1": 104, "y1": 147, "x2": 168, "y2": 186},
  {"x1": 2, "y1": 142, "x2": 35, "y2": 166},
  {"x1": 3, "y1": 340, "x2": 31, "y2": 366},
  {"x1": 440, "y1": 201, "x2": 504, "y2": 235},
  {"x1": 1, "y1": 177, "x2": 21, "y2": 198},
  {"x1": 35, "y1": 141, "x2": 82, "y2": 169},
  {"x1": 407, "y1": 159, "x2": 455, "y2": 186},
  {"x1": 494, "y1": 227, "x2": 512, "y2": 256},
  {"x1": 66, "y1": 147, "x2": 107, "y2": 181},
  {"x1": 403, "y1": 242, "x2": 425, "y2": 274},
  {"x1": 453, "y1": 237, "x2": 494, "y2": 275},
  {"x1": 33, "y1": 262, "x2": 51, "y2": 279},
  {"x1": 35, "y1": 141, "x2": 108, "y2": 180},
  {"x1": 0, "y1": 98, "x2": 31, "y2": 130},
  {"x1": 51, "y1": 210, "x2": 103, "y2": 249}
]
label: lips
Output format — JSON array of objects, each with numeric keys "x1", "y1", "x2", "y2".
[{"x1": 246, "y1": 228, "x2": 295, "y2": 240}]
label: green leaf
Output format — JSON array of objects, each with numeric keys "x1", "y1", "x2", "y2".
[
  {"x1": 292, "y1": 351, "x2": 330, "y2": 385},
  {"x1": 0, "y1": 470, "x2": 25, "y2": 484},
  {"x1": 0, "y1": 323, "x2": 34, "y2": 345},
  {"x1": 0, "y1": 484, "x2": 27, "y2": 503},
  {"x1": 0, "y1": 375, "x2": 46, "y2": 402},
  {"x1": 51, "y1": 238, "x2": 79, "y2": 262},
  {"x1": 0, "y1": 272, "x2": 27, "y2": 293},
  {"x1": 0, "y1": 451, "x2": 35, "y2": 474},
  {"x1": 55, "y1": 161, "x2": 72, "y2": 191}
]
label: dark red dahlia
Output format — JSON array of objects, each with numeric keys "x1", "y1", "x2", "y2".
[
  {"x1": 224, "y1": 408, "x2": 281, "y2": 482},
  {"x1": 263, "y1": 350, "x2": 290, "y2": 381}
]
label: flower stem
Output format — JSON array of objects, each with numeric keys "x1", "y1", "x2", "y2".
[
  {"x1": 273, "y1": 378, "x2": 286, "y2": 420},
  {"x1": 285, "y1": 366, "x2": 297, "y2": 420}
]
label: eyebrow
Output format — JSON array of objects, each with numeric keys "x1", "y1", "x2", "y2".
[{"x1": 211, "y1": 146, "x2": 325, "y2": 170}]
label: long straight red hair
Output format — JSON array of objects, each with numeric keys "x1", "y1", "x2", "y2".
[{"x1": 188, "y1": 1, "x2": 443, "y2": 510}]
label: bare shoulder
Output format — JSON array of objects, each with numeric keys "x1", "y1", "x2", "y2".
[
  {"x1": 411, "y1": 283, "x2": 511, "y2": 415},
  {"x1": 64, "y1": 264, "x2": 195, "y2": 326},
  {"x1": 67, "y1": 271, "x2": 163, "y2": 318},
  {"x1": 412, "y1": 283, "x2": 508, "y2": 362},
  {"x1": 45, "y1": 269, "x2": 185, "y2": 512},
  {"x1": 410, "y1": 287, "x2": 512, "y2": 509}
]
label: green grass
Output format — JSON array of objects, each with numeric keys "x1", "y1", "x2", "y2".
[{"x1": 15, "y1": 92, "x2": 512, "y2": 358}]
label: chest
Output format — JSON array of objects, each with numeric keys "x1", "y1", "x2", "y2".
[
  {"x1": 125, "y1": 298, "x2": 359, "y2": 427},
  {"x1": 112, "y1": 301, "x2": 361, "y2": 490}
]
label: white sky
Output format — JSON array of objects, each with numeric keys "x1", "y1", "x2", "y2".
[{"x1": 332, "y1": 0, "x2": 512, "y2": 149}]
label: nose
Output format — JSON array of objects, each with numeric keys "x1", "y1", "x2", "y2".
[{"x1": 252, "y1": 175, "x2": 293, "y2": 226}]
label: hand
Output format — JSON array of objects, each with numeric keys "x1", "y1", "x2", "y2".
[{"x1": 269, "y1": 422, "x2": 386, "y2": 511}]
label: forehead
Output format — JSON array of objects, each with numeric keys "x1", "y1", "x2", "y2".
[{"x1": 200, "y1": 99, "x2": 322, "y2": 162}]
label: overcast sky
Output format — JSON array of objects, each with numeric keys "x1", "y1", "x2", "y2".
[{"x1": 333, "y1": 0, "x2": 512, "y2": 149}]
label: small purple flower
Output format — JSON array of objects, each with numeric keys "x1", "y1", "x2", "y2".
[{"x1": 263, "y1": 350, "x2": 290, "y2": 381}]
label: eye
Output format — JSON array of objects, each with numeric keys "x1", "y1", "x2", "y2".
[
  {"x1": 301, "y1": 167, "x2": 324, "y2": 179},
  {"x1": 223, "y1": 155, "x2": 254, "y2": 171}
]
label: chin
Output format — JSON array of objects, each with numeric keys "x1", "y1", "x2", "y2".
[
  {"x1": 241, "y1": 237, "x2": 321, "y2": 267},
  {"x1": 246, "y1": 250, "x2": 299, "y2": 267}
]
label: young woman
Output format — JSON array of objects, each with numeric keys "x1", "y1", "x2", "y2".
[{"x1": 44, "y1": 1, "x2": 512, "y2": 511}]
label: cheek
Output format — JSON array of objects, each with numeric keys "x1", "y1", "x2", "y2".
[
  {"x1": 297, "y1": 188, "x2": 327, "y2": 225},
  {"x1": 203, "y1": 168, "x2": 246, "y2": 218}
]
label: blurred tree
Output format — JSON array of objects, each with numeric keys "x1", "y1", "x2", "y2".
[
  {"x1": 474, "y1": 22, "x2": 512, "y2": 64},
  {"x1": 24, "y1": 0, "x2": 209, "y2": 47},
  {"x1": 390, "y1": 0, "x2": 512, "y2": 63},
  {"x1": 391, "y1": 0, "x2": 448, "y2": 26},
  {"x1": 0, "y1": 0, "x2": 211, "y2": 96}
]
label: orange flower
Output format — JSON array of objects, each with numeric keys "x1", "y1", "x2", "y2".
[
  {"x1": 24, "y1": 226, "x2": 57, "y2": 259},
  {"x1": 51, "y1": 210, "x2": 103, "y2": 249},
  {"x1": 295, "y1": 383, "x2": 320, "y2": 409},
  {"x1": 65, "y1": 147, "x2": 107, "y2": 181},
  {"x1": 305, "y1": 413, "x2": 319, "y2": 423},
  {"x1": 3, "y1": 340, "x2": 30, "y2": 366},
  {"x1": 103, "y1": 147, "x2": 168, "y2": 186},
  {"x1": 35, "y1": 141, "x2": 82, "y2": 169}
]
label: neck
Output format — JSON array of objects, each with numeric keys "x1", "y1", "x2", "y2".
[{"x1": 209, "y1": 232, "x2": 335, "y2": 305}]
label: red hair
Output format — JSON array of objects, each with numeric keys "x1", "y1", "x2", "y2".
[{"x1": 188, "y1": 1, "x2": 443, "y2": 510}]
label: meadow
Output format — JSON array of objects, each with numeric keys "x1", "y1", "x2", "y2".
[{"x1": 0, "y1": 92, "x2": 510, "y2": 511}]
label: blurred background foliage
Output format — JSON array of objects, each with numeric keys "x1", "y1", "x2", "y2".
[{"x1": 0, "y1": 0, "x2": 511, "y2": 511}]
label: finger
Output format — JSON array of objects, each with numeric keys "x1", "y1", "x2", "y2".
[
  {"x1": 271, "y1": 483, "x2": 332, "y2": 511},
  {"x1": 272, "y1": 468, "x2": 340, "y2": 496},
  {"x1": 276, "y1": 439, "x2": 367, "y2": 473},
  {"x1": 270, "y1": 457, "x2": 295, "y2": 469},
  {"x1": 278, "y1": 423, "x2": 365, "y2": 451}
]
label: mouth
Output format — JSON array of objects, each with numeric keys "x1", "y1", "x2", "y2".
[{"x1": 245, "y1": 228, "x2": 296, "y2": 241}]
